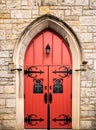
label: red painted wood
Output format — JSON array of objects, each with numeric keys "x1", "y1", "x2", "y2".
[
  {"x1": 49, "y1": 65, "x2": 72, "y2": 128},
  {"x1": 24, "y1": 30, "x2": 72, "y2": 129},
  {"x1": 24, "y1": 66, "x2": 48, "y2": 129}
]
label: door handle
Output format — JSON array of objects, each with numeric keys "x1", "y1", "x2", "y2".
[
  {"x1": 49, "y1": 93, "x2": 52, "y2": 104},
  {"x1": 44, "y1": 93, "x2": 47, "y2": 104}
]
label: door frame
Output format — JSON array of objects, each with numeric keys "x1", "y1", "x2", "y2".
[{"x1": 13, "y1": 14, "x2": 81, "y2": 130}]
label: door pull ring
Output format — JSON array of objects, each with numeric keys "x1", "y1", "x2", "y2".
[
  {"x1": 44, "y1": 93, "x2": 47, "y2": 104},
  {"x1": 49, "y1": 93, "x2": 52, "y2": 104}
]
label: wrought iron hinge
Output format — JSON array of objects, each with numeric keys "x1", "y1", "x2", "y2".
[
  {"x1": 24, "y1": 66, "x2": 44, "y2": 78},
  {"x1": 11, "y1": 68, "x2": 22, "y2": 71},
  {"x1": 75, "y1": 69, "x2": 86, "y2": 71}
]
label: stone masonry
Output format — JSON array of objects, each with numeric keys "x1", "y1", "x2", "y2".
[{"x1": 0, "y1": 0, "x2": 96, "y2": 129}]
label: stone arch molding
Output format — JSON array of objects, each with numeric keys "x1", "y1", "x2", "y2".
[{"x1": 13, "y1": 14, "x2": 81, "y2": 130}]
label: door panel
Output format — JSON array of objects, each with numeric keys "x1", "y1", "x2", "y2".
[
  {"x1": 49, "y1": 65, "x2": 72, "y2": 129},
  {"x1": 24, "y1": 66, "x2": 48, "y2": 129},
  {"x1": 24, "y1": 30, "x2": 72, "y2": 66}
]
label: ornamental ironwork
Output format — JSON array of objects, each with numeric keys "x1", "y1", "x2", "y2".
[
  {"x1": 24, "y1": 114, "x2": 44, "y2": 126},
  {"x1": 24, "y1": 66, "x2": 44, "y2": 78},
  {"x1": 52, "y1": 114, "x2": 72, "y2": 126},
  {"x1": 53, "y1": 79, "x2": 63, "y2": 93},
  {"x1": 52, "y1": 66, "x2": 72, "y2": 78},
  {"x1": 33, "y1": 79, "x2": 43, "y2": 93}
]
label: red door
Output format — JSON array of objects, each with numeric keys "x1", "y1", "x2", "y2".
[{"x1": 24, "y1": 30, "x2": 72, "y2": 129}]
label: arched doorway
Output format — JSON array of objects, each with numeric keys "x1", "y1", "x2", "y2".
[
  {"x1": 13, "y1": 15, "x2": 81, "y2": 130},
  {"x1": 24, "y1": 29, "x2": 72, "y2": 129}
]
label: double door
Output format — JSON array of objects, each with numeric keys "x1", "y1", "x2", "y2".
[{"x1": 24, "y1": 65, "x2": 72, "y2": 129}]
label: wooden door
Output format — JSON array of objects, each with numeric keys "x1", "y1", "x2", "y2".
[
  {"x1": 24, "y1": 65, "x2": 72, "y2": 129},
  {"x1": 24, "y1": 29, "x2": 72, "y2": 129},
  {"x1": 49, "y1": 65, "x2": 72, "y2": 129},
  {"x1": 24, "y1": 65, "x2": 48, "y2": 129}
]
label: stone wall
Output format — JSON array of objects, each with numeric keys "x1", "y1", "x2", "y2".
[{"x1": 0, "y1": 0, "x2": 96, "y2": 129}]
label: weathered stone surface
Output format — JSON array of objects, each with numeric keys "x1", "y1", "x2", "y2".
[
  {"x1": 90, "y1": 0, "x2": 96, "y2": 9},
  {"x1": 66, "y1": 21, "x2": 79, "y2": 26},
  {"x1": 88, "y1": 26, "x2": 96, "y2": 33},
  {"x1": 0, "y1": 19, "x2": 3, "y2": 23},
  {"x1": 4, "y1": 86, "x2": 15, "y2": 94},
  {"x1": 72, "y1": 26, "x2": 87, "y2": 33},
  {"x1": 83, "y1": 10, "x2": 96, "y2": 16},
  {"x1": 0, "y1": 114, "x2": 15, "y2": 119},
  {"x1": 79, "y1": 16, "x2": 96, "y2": 25},
  {"x1": 65, "y1": 16, "x2": 78, "y2": 21},
  {"x1": 0, "y1": 58, "x2": 4, "y2": 65},
  {"x1": 6, "y1": 30, "x2": 18, "y2": 40},
  {"x1": 0, "y1": 41, "x2": 15, "y2": 50},
  {"x1": 29, "y1": 0, "x2": 58, "y2": 6},
  {"x1": 6, "y1": 99, "x2": 16, "y2": 108},
  {"x1": 11, "y1": 18, "x2": 32, "y2": 23},
  {"x1": 81, "y1": 88, "x2": 91, "y2": 97},
  {"x1": 77, "y1": 33, "x2": 92, "y2": 42},
  {"x1": 0, "y1": 71, "x2": 10, "y2": 78},
  {"x1": 0, "y1": 86, "x2": 4, "y2": 93},
  {"x1": 90, "y1": 88, "x2": 96, "y2": 97},
  {"x1": 50, "y1": 6, "x2": 71, "y2": 10},
  {"x1": 0, "y1": 30, "x2": 5, "y2": 40},
  {"x1": 81, "y1": 104, "x2": 94, "y2": 111},
  {"x1": 81, "y1": 111, "x2": 89, "y2": 117},
  {"x1": 12, "y1": 23, "x2": 29, "y2": 35},
  {"x1": 0, "y1": 51, "x2": 9, "y2": 58},
  {"x1": 80, "y1": 121, "x2": 92, "y2": 129},
  {"x1": 82, "y1": 43, "x2": 94, "y2": 50},
  {"x1": 0, "y1": 94, "x2": 16, "y2": 99},
  {"x1": 71, "y1": 6, "x2": 82, "y2": 16},
  {"x1": 58, "y1": 0, "x2": 74, "y2": 5},
  {"x1": 0, "y1": 13, "x2": 10, "y2": 19},
  {"x1": 81, "y1": 81, "x2": 93, "y2": 87},
  {"x1": 2, "y1": 120, "x2": 16, "y2": 129},
  {"x1": 40, "y1": 6, "x2": 50, "y2": 14},
  {"x1": 75, "y1": 0, "x2": 89, "y2": 5},
  {"x1": 93, "y1": 36, "x2": 96, "y2": 42},
  {"x1": 94, "y1": 60, "x2": 96, "y2": 69},
  {"x1": 42, "y1": 0, "x2": 57, "y2": 6},
  {"x1": 0, "y1": 0, "x2": 6, "y2": 4},
  {"x1": 90, "y1": 98, "x2": 96, "y2": 104},
  {"x1": 83, "y1": 52, "x2": 94, "y2": 59},
  {"x1": 81, "y1": 98, "x2": 89, "y2": 105},
  {"x1": 65, "y1": 9, "x2": 70, "y2": 15},
  {"x1": 6, "y1": 0, "x2": 21, "y2": 9},
  {"x1": 32, "y1": 9, "x2": 38, "y2": 15},
  {"x1": 11, "y1": 10, "x2": 31, "y2": 18},
  {"x1": 89, "y1": 110, "x2": 96, "y2": 116},
  {"x1": 50, "y1": 9, "x2": 64, "y2": 20},
  {"x1": 93, "y1": 82, "x2": 96, "y2": 87},
  {"x1": 0, "y1": 108, "x2": 15, "y2": 114},
  {"x1": 0, "y1": 99, "x2": 5, "y2": 106},
  {"x1": 21, "y1": 0, "x2": 28, "y2": 5}
]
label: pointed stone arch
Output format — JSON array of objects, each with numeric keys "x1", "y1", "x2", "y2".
[{"x1": 13, "y1": 14, "x2": 81, "y2": 130}]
